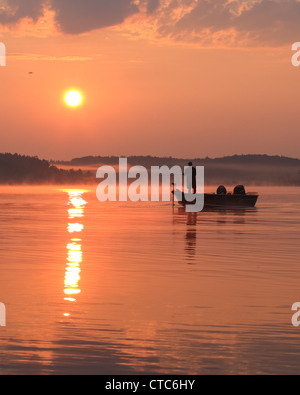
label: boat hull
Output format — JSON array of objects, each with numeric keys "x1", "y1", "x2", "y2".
[{"x1": 173, "y1": 190, "x2": 258, "y2": 210}]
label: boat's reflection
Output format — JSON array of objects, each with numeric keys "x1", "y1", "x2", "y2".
[
  {"x1": 174, "y1": 206, "x2": 256, "y2": 222},
  {"x1": 63, "y1": 190, "x2": 87, "y2": 317},
  {"x1": 173, "y1": 206, "x2": 256, "y2": 264},
  {"x1": 185, "y1": 213, "x2": 197, "y2": 263}
]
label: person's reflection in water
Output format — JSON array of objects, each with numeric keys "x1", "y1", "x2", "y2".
[
  {"x1": 185, "y1": 213, "x2": 197, "y2": 264},
  {"x1": 216, "y1": 210, "x2": 228, "y2": 225},
  {"x1": 233, "y1": 210, "x2": 247, "y2": 225}
]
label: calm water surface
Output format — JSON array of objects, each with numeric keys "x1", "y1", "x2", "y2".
[{"x1": 0, "y1": 186, "x2": 300, "y2": 375}]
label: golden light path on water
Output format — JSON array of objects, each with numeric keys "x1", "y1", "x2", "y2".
[
  {"x1": 64, "y1": 190, "x2": 87, "y2": 317},
  {"x1": 1, "y1": 187, "x2": 300, "y2": 374}
]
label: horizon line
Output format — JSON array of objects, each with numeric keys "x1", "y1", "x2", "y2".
[{"x1": 2, "y1": 152, "x2": 300, "y2": 163}]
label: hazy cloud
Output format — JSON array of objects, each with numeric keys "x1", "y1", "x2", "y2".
[
  {"x1": 0, "y1": 0, "x2": 299, "y2": 46},
  {"x1": 158, "y1": 0, "x2": 300, "y2": 46},
  {"x1": 0, "y1": 0, "x2": 141, "y2": 33},
  {"x1": 147, "y1": 0, "x2": 160, "y2": 14},
  {"x1": 234, "y1": 0, "x2": 300, "y2": 45},
  {"x1": 50, "y1": 0, "x2": 139, "y2": 34},
  {"x1": 0, "y1": 0, "x2": 44, "y2": 24},
  {"x1": 8, "y1": 53, "x2": 94, "y2": 61}
]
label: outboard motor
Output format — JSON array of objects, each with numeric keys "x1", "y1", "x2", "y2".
[
  {"x1": 234, "y1": 185, "x2": 246, "y2": 195},
  {"x1": 217, "y1": 185, "x2": 227, "y2": 195}
]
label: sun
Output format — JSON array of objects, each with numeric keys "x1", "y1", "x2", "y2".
[{"x1": 65, "y1": 90, "x2": 82, "y2": 107}]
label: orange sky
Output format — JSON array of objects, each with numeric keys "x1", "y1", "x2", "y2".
[{"x1": 0, "y1": 1, "x2": 299, "y2": 160}]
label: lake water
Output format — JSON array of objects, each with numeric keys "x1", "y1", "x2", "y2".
[{"x1": 0, "y1": 186, "x2": 300, "y2": 375}]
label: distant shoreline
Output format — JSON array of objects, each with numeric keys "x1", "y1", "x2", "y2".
[{"x1": 1, "y1": 153, "x2": 300, "y2": 186}]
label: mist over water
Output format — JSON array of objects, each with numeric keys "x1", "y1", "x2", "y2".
[{"x1": 0, "y1": 186, "x2": 300, "y2": 375}]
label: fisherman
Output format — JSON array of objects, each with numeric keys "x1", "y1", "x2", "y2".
[{"x1": 185, "y1": 162, "x2": 197, "y2": 194}]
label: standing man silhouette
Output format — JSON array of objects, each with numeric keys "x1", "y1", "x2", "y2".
[{"x1": 185, "y1": 162, "x2": 197, "y2": 194}]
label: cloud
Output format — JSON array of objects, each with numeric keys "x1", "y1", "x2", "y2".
[
  {"x1": 146, "y1": 0, "x2": 160, "y2": 14},
  {"x1": 155, "y1": 0, "x2": 300, "y2": 46},
  {"x1": 50, "y1": 0, "x2": 139, "y2": 34},
  {"x1": 0, "y1": 0, "x2": 300, "y2": 46},
  {"x1": 234, "y1": 0, "x2": 300, "y2": 45},
  {"x1": 0, "y1": 0, "x2": 45, "y2": 24},
  {"x1": 8, "y1": 53, "x2": 95, "y2": 61},
  {"x1": 0, "y1": 0, "x2": 142, "y2": 33}
]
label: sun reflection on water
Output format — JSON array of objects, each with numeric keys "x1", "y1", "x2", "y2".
[{"x1": 64, "y1": 190, "x2": 87, "y2": 317}]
